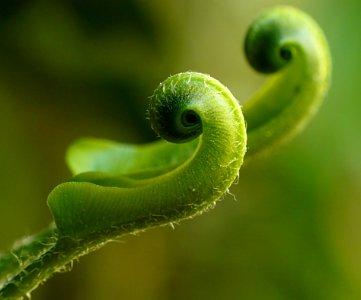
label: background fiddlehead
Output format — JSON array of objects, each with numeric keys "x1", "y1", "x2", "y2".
[
  {"x1": 242, "y1": 6, "x2": 331, "y2": 157},
  {"x1": 0, "y1": 5, "x2": 331, "y2": 299}
]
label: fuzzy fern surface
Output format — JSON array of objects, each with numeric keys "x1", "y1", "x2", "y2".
[{"x1": 0, "y1": 6, "x2": 330, "y2": 299}]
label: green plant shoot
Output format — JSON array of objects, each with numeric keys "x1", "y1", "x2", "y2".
[{"x1": 0, "y1": 6, "x2": 331, "y2": 299}]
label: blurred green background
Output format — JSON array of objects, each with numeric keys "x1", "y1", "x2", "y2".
[{"x1": 0, "y1": 0, "x2": 360, "y2": 299}]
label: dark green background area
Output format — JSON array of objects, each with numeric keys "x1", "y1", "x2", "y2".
[{"x1": 0, "y1": 0, "x2": 360, "y2": 299}]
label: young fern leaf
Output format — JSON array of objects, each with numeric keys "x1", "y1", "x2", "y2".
[
  {"x1": 49, "y1": 72, "x2": 246, "y2": 240},
  {"x1": 0, "y1": 72, "x2": 246, "y2": 298},
  {"x1": 66, "y1": 5, "x2": 330, "y2": 175},
  {"x1": 243, "y1": 6, "x2": 331, "y2": 157},
  {"x1": 0, "y1": 6, "x2": 331, "y2": 299}
]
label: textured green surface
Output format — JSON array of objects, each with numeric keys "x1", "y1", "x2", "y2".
[
  {"x1": 0, "y1": 2, "x2": 344, "y2": 300},
  {"x1": 49, "y1": 72, "x2": 246, "y2": 240},
  {"x1": 1, "y1": 71, "x2": 247, "y2": 298},
  {"x1": 66, "y1": 7, "x2": 330, "y2": 174}
]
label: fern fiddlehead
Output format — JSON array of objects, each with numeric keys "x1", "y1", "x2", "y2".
[
  {"x1": 66, "y1": 6, "x2": 330, "y2": 176},
  {"x1": 50, "y1": 72, "x2": 246, "y2": 240},
  {"x1": 243, "y1": 6, "x2": 331, "y2": 157},
  {"x1": 0, "y1": 72, "x2": 246, "y2": 298},
  {"x1": 0, "y1": 6, "x2": 331, "y2": 299}
]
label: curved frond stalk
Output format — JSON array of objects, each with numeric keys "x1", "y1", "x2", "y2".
[
  {"x1": 0, "y1": 72, "x2": 246, "y2": 298},
  {"x1": 0, "y1": 6, "x2": 331, "y2": 299},
  {"x1": 243, "y1": 6, "x2": 331, "y2": 157},
  {"x1": 66, "y1": 6, "x2": 330, "y2": 174}
]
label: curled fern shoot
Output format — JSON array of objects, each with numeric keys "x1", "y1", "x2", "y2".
[
  {"x1": 66, "y1": 6, "x2": 330, "y2": 175},
  {"x1": 0, "y1": 72, "x2": 246, "y2": 298},
  {"x1": 50, "y1": 72, "x2": 246, "y2": 240},
  {"x1": 0, "y1": 6, "x2": 331, "y2": 299},
  {"x1": 243, "y1": 6, "x2": 331, "y2": 157}
]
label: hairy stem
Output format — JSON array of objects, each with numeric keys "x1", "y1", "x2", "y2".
[
  {"x1": 1, "y1": 72, "x2": 246, "y2": 298},
  {"x1": 0, "y1": 6, "x2": 331, "y2": 299},
  {"x1": 0, "y1": 227, "x2": 56, "y2": 283}
]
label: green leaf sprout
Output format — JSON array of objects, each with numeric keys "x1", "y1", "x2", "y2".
[{"x1": 0, "y1": 6, "x2": 331, "y2": 299}]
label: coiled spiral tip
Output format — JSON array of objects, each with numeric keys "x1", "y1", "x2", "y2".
[
  {"x1": 244, "y1": 6, "x2": 305, "y2": 73},
  {"x1": 149, "y1": 72, "x2": 203, "y2": 143}
]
